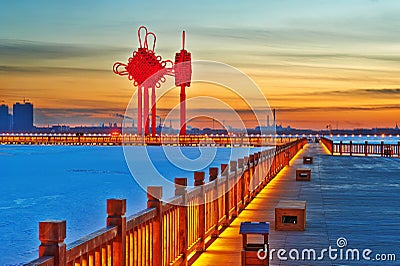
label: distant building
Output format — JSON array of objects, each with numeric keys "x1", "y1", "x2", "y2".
[
  {"x1": 13, "y1": 102, "x2": 33, "y2": 132},
  {"x1": 0, "y1": 104, "x2": 12, "y2": 132}
]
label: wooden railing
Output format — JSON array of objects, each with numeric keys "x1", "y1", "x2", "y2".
[
  {"x1": 321, "y1": 137, "x2": 400, "y2": 157},
  {"x1": 24, "y1": 138, "x2": 307, "y2": 266},
  {"x1": 0, "y1": 133, "x2": 297, "y2": 147},
  {"x1": 320, "y1": 137, "x2": 333, "y2": 155}
]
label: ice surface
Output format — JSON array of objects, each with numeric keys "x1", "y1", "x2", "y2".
[{"x1": 0, "y1": 145, "x2": 265, "y2": 265}]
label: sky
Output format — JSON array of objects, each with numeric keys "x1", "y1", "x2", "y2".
[{"x1": 1, "y1": 0, "x2": 400, "y2": 129}]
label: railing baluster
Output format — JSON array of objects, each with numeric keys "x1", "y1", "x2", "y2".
[
  {"x1": 230, "y1": 161, "x2": 238, "y2": 217},
  {"x1": 209, "y1": 167, "x2": 219, "y2": 238},
  {"x1": 221, "y1": 163, "x2": 229, "y2": 226},
  {"x1": 237, "y1": 158, "x2": 245, "y2": 211},
  {"x1": 174, "y1": 178, "x2": 188, "y2": 265},
  {"x1": 194, "y1": 171, "x2": 206, "y2": 252},
  {"x1": 147, "y1": 186, "x2": 163, "y2": 266}
]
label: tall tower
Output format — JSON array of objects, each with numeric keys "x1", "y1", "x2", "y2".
[
  {"x1": 0, "y1": 104, "x2": 12, "y2": 132},
  {"x1": 273, "y1": 109, "x2": 276, "y2": 127},
  {"x1": 13, "y1": 101, "x2": 33, "y2": 132}
]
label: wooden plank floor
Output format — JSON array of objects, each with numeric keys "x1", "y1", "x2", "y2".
[{"x1": 193, "y1": 143, "x2": 400, "y2": 266}]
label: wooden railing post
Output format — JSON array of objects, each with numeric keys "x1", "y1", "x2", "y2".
[
  {"x1": 194, "y1": 172, "x2": 206, "y2": 251},
  {"x1": 269, "y1": 150, "x2": 274, "y2": 179},
  {"x1": 106, "y1": 199, "x2": 126, "y2": 266},
  {"x1": 254, "y1": 153, "x2": 259, "y2": 192},
  {"x1": 259, "y1": 152, "x2": 265, "y2": 186},
  {"x1": 255, "y1": 152, "x2": 262, "y2": 192},
  {"x1": 272, "y1": 150, "x2": 276, "y2": 176},
  {"x1": 365, "y1": 141, "x2": 368, "y2": 156},
  {"x1": 237, "y1": 158, "x2": 245, "y2": 211},
  {"x1": 262, "y1": 151, "x2": 268, "y2": 184},
  {"x1": 230, "y1": 160, "x2": 238, "y2": 217},
  {"x1": 249, "y1": 154, "x2": 255, "y2": 198},
  {"x1": 350, "y1": 141, "x2": 353, "y2": 156},
  {"x1": 38, "y1": 220, "x2": 66, "y2": 266},
  {"x1": 209, "y1": 167, "x2": 219, "y2": 238},
  {"x1": 398, "y1": 142, "x2": 400, "y2": 158},
  {"x1": 258, "y1": 151, "x2": 263, "y2": 191},
  {"x1": 174, "y1": 178, "x2": 188, "y2": 265},
  {"x1": 147, "y1": 186, "x2": 163, "y2": 266},
  {"x1": 267, "y1": 150, "x2": 272, "y2": 180},
  {"x1": 285, "y1": 150, "x2": 290, "y2": 166},
  {"x1": 221, "y1": 163, "x2": 230, "y2": 226},
  {"x1": 244, "y1": 156, "x2": 251, "y2": 203}
]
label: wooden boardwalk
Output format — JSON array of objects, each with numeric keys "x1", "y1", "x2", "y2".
[{"x1": 193, "y1": 143, "x2": 400, "y2": 266}]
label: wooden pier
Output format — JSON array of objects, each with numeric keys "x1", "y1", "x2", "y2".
[{"x1": 193, "y1": 143, "x2": 399, "y2": 265}]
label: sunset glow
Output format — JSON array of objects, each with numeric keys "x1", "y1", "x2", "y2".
[{"x1": 1, "y1": 0, "x2": 400, "y2": 129}]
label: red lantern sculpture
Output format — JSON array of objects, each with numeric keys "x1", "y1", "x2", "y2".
[
  {"x1": 174, "y1": 31, "x2": 192, "y2": 135},
  {"x1": 113, "y1": 26, "x2": 192, "y2": 136}
]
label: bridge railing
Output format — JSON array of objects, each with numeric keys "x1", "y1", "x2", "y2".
[
  {"x1": 321, "y1": 137, "x2": 400, "y2": 157},
  {"x1": 1, "y1": 134, "x2": 297, "y2": 146},
  {"x1": 24, "y1": 138, "x2": 307, "y2": 266},
  {"x1": 321, "y1": 137, "x2": 334, "y2": 155}
]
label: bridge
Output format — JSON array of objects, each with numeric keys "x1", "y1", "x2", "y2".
[{"x1": 0, "y1": 133, "x2": 299, "y2": 147}]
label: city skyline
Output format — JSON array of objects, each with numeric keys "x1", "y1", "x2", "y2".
[{"x1": 1, "y1": 0, "x2": 400, "y2": 129}]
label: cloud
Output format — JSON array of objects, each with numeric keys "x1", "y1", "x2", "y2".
[
  {"x1": 0, "y1": 39, "x2": 128, "y2": 61},
  {"x1": 272, "y1": 88, "x2": 400, "y2": 99},
  {"x1": 273, "y1": 104, "x2": 400, "y2": 113},
  {"x1": 363, "y1": 88, "x2": 400, "y2": 94},
  {"x1": 35, "y1": 107, "x2": 124, "y2": 119},
  {"x1": 0, "y1": 65, "x2": 110, "y2": 74}
]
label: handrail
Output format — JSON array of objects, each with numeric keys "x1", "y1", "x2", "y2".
[
  {"x1": 66, "y1": 226, "x2": 118, "y2": 262},
  {"x1": 321, "y1": 137, "x2": 400, "y2": 157},
  {"x1": 321, "y1": 137, "x2": 333, "y2": 155},
  {"x1": 25, "y1": 256, "x2": 54, "y2": 266}
]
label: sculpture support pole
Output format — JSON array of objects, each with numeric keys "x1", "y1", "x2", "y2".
[
  {"x1": 151, "y1": 87, "x2": 157, "y2": 136},
  {"x1": 144, "y1": 86, "x2": 149, "y2": 135},
  {"x1": 180, "y1": 85, "x2": 186, "y2": 135},
  {"x1": 138, "y1": 86, "x2": 142, "y2": 135}
]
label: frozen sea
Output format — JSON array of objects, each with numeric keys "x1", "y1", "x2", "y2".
[{"x1": 0, "y1": 145, "x2": 262, "y2": 265}]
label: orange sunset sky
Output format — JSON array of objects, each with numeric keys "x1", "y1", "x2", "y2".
[{"x1": 1, "y1": 0, "x2": 400, "y2": 130}]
